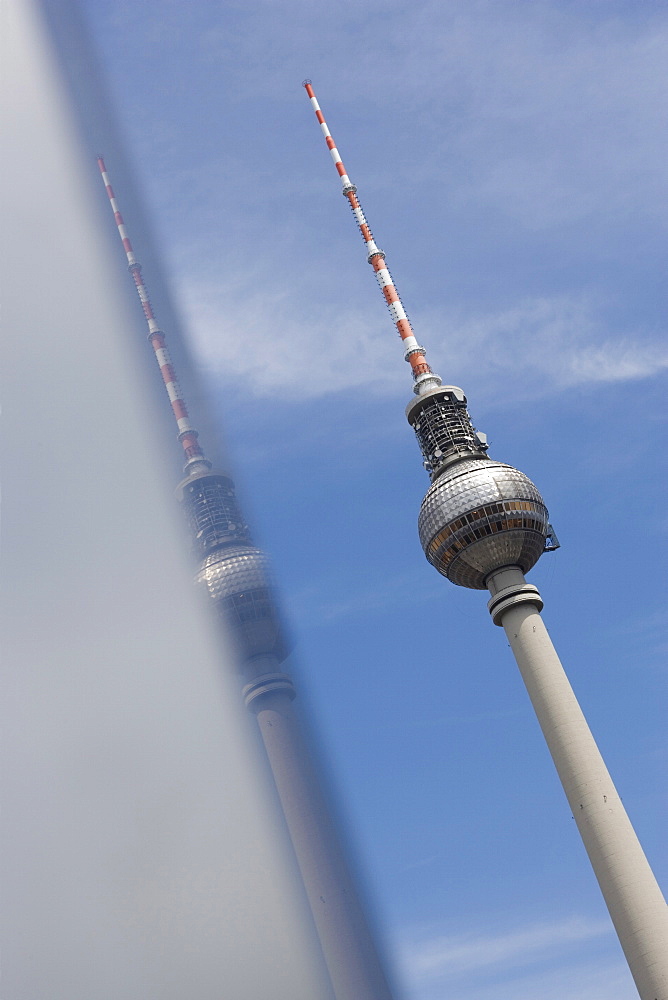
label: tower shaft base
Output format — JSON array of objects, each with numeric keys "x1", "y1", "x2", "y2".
[{"x1": 488, "y1": 567, "x2": 668, "y2": 1000}]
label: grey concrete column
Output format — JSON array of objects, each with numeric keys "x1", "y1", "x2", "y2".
[
  {"x1": 244, "y1": 668, "x2": 395, "y2": 1000},
  {"x1": 487, "y1": 566, "x2": 668, "y2": 1000}
]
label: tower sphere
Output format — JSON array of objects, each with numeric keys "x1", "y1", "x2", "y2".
[
  {"x1": 196, "y1": 545, "x2": 288, "y2": 662},
  {"x1": 418, "y1": 458, "x2": 549, "y2": 589}
]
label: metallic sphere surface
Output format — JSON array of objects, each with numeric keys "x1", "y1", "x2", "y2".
[
  {"x1": 418, "y1": 458, "x2": 549, "y2": 589},
  {"x1": 196, "y1": 544, "x2": 272, "y2": 600},
  {"x1": 196, "y1": 544, "x2": 288, "y2": 661}
]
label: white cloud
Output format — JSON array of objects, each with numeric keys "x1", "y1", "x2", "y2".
[
  {"x1": 401, "y1": 915, "x2": 611, "y2": 978},
  {"x1": 420, "y1": 296, "x2": 668, "y2": 397},
  {"x1": 181, "y1": 269, "x2": 668, "y2": 404},
  {"x1": 394, "y1": 915, "x2": 637, "y2": 1000},
  {"x1": 179, "y1": 268, "x2": 404, "y2": 400}
]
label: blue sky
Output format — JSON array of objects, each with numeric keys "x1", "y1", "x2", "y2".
[{"x1": 12, "y1": 0, "x2": 668, "y2": 996}]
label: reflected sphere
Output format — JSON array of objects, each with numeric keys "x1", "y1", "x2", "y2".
[{"x1": 196, "y1": 544, "x2": 288, "y2": 660}]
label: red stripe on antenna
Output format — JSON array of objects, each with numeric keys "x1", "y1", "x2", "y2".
[
  {"x1": 303, "y1": 83, "x2": 441, "y2": 394},
  {"x1": 97, "y1": 156, "x2": 209, "y2": 470}
]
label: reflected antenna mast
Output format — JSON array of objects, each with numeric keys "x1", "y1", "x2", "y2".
[{"x1": 98, "y1": 157, "x2": 209, "y2": 475}]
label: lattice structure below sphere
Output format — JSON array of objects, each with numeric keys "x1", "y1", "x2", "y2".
[{"x1": 180, "y1": 472, "x2": 251, "y2": 555}]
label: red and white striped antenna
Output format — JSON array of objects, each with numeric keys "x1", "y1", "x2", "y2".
[
  {"x1": 303, "y1": 81, "x2": 441, "y2": 395},
  {"x1": 97, "y1": 156, "x2": 209, "y2": 474}
]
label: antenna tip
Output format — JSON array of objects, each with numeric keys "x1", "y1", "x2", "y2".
[{"x1": 302, "y1": 79, "x2": 312, "y2": 88}]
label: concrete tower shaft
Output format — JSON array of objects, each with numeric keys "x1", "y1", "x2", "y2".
[
  {"x1": 304, "y1": 83, "x2": 668, "y2": 999},
  {"x1": 99, "y1": 157, "x2": 396, "y2": 1000},
  {"x1": 487, "y1": 568, "x2": 668, "y2": 1000}
]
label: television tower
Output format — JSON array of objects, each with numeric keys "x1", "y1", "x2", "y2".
[
  {"x1": 97, "y1": 157, "x2": 396, "y2": 1000},
  {"x1": 303, "y1": 81, "x2": 668, "y2": 1000}
]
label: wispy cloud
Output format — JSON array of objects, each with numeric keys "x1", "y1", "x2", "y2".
[
  {"x1": 181, "y1": 272, "x2": 400, "y2": 400},
  {"x1": 182, "y1": 272, "x2": 668, "y2": 403},
  {"x1": 394, "y1": 915, "x2": 636, "y2": 1000},
  {"x1": 404, "y1": 959, "x2": 635, "y2": 1000},
  {"x1": 401, "y1": 915, "x2": 611, "y2": 979},
  {"x1": 420, "y1": 296, "x2": 668, "y2": 397},
  {"x1": 394, "y1": 3, "x2": 668, "y2": 228}
]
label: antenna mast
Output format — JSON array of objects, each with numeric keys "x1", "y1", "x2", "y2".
[
  {"x1": 97, "y1": 156, "x2": 208, "y2": 475},
  {"x1": 303, "y1": 80, "x2": 440, "y2": 395}
]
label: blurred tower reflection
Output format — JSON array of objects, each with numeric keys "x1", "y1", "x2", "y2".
[{"x1": 97, "y1": 157, "x2": 395, "y2": 1000}]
